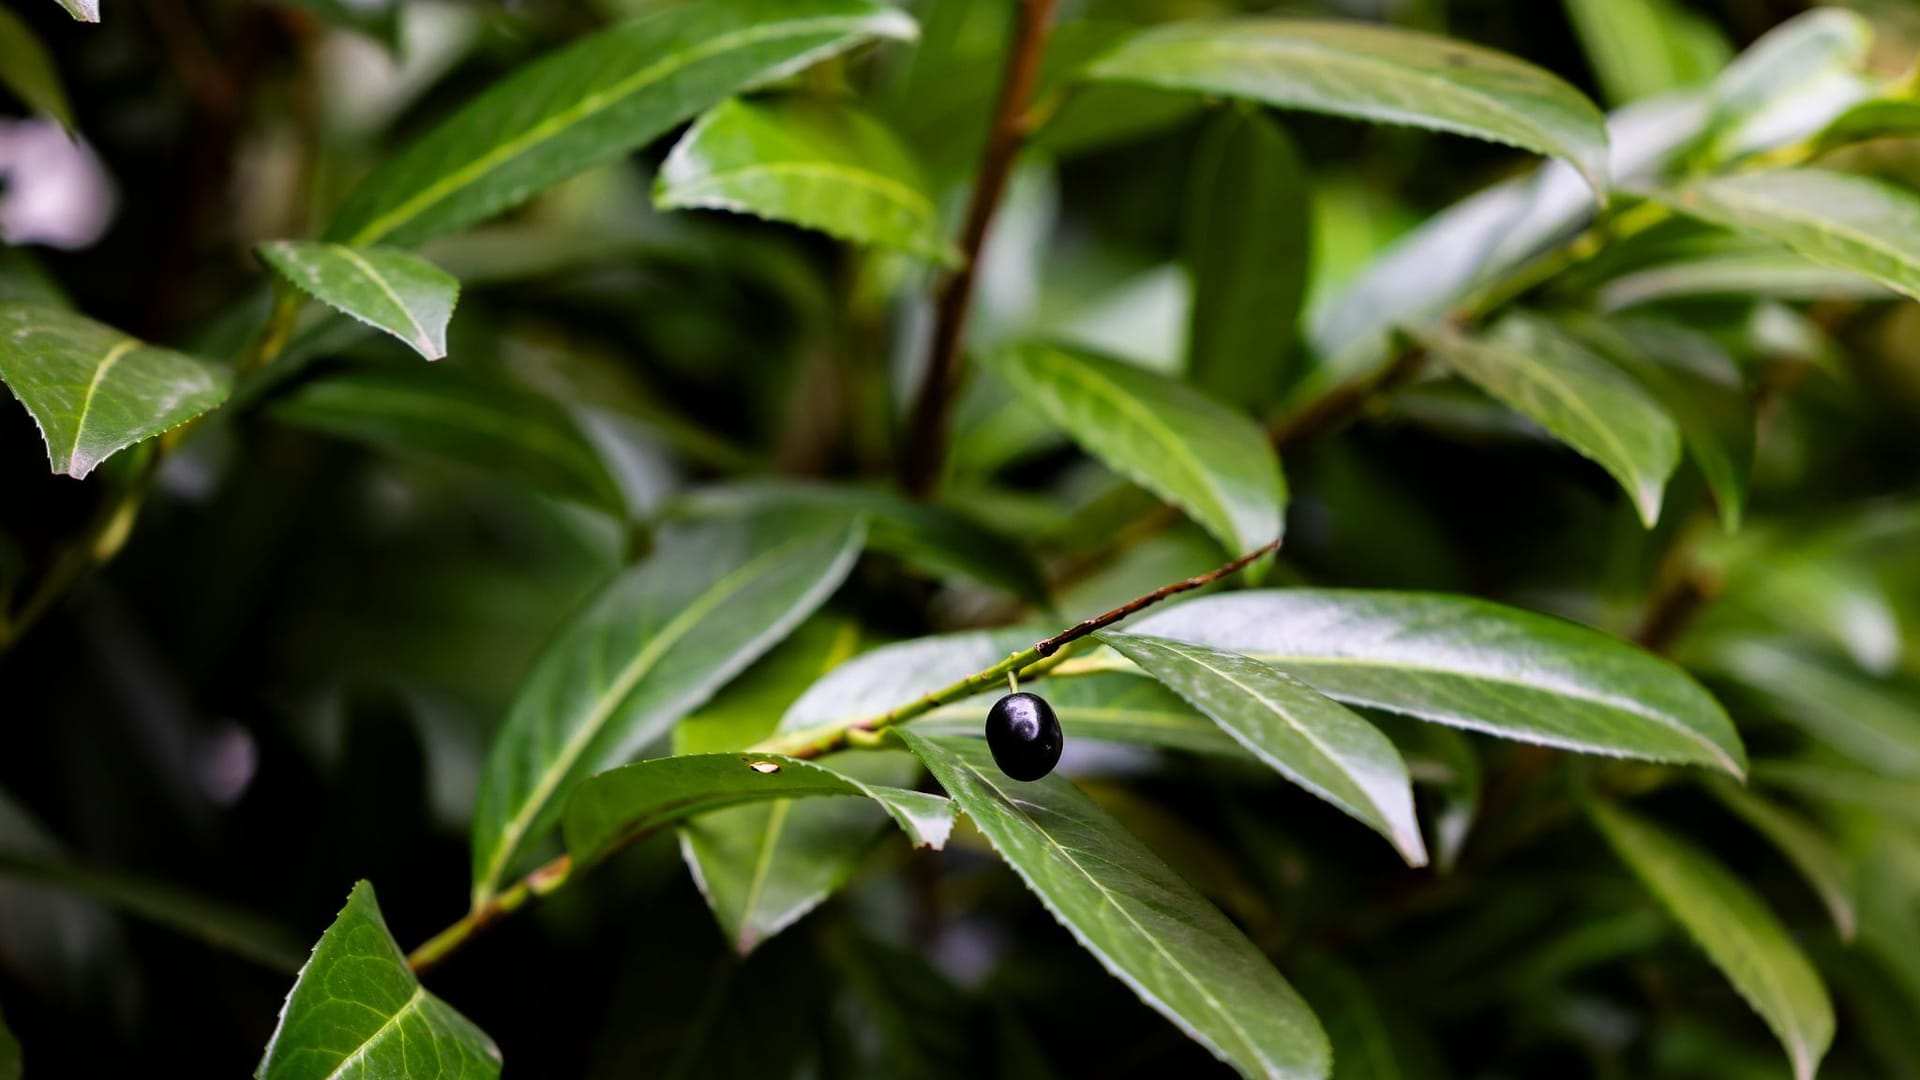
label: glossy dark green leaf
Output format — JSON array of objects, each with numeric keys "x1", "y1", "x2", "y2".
[
  {"x1": 0, "y1": 853, "x2": 305, "y2": 972},
  {"x1": 1379, "y1": 716, "x2": 1480, "y2": 872},
  {"x1": 1559, "y1": 312, "x2": 1754, "y2": 531},
  {"x1": 1129, "y1": 590, "x2": 1745, "y2": 774},
  {"x1": 270, "y1": 363, "x2": 624, "y2": 512},
  {"x1": 1652, "y1": 169, "x2": 1920, "y2": 302},
  {"x1": 0, "y1": 304, "x2": 231, "y2": 479},
  {"x1": 0, "y1": 6, "x2": 74, "y2": 128},
  {"x1": 992, "y1": 343, "x2": 1284, "y2": 557},
  {"x1": 1084, "y1": 19, "x2": 1609, "y2": 197},
  {"x1": 257, "y1": 242, "x2": 458, "y2": 361},
  {"x1": 1100, "y1": 632, "x2": 1426, "y2": 866},
  {"x1": 562, "y1": 752, "x2": 951, "y2": 868},
  {"x1": 324, "y1": 0, "x2": 917, "y2": 247},
  {"x1": 470, "y1": 511, "x2": 865, "y2": 901},
  {"x1": 1420, "y1": 316, "x2": 1680, "y2": 526},
  {"x1": 1706, "y1": 778, "x2": 1857, "y2": 940},
  {"x1": 674, "y1": 482, "x2": 1050, "y2": 604},
  {"x1": 656, "y1": 97, "x2": 954, "y2": 263},
  {"x1": 256, "y1": 881, "x2": 501, "y2": 1080},
  {"x1": 1182, "y1": 108, "x2": 1309, "y2": 408},
  {"x1": 918, "y1": 671, "x2": 1238, "y2": 758},
  {"x1": 1591, "y1": 801, "x2": 1833, "y2": 1080},
  {"x1": 898, "y1": 730, "x2": 1331, "y2": 1080}
]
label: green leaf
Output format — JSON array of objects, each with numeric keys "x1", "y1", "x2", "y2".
[
  {"x1": 1561, "y1": 0, "x2": 1728, "y2": 107},
  {"x1": 1292, "y1": 954, "x2": 1412, "y2": 1080},
  {"x1": 1128, "y1": 590, "x2": 1745, "y2": 775},
  {"x1": 562, "y1": 752, "x2": 951, "y2": 868},
  {"x1": 0, "y1": 304, "x2": 231, "y2": 479},
  {"x1": 276, "y1": 0, "x2": 401, "y2": 52},
  {"x1": 1378, "y1": 716, "x2": 1480, "y2": 872},
  {"x1": 1701, "y1": 639, "x2": 1920, "y2": 779},
  {"x1": 1100, "y1": 632, "x2": 1426, "y2": 866},
  {"x1": 1558, "y1": 312, "x2": 1754, "y2": 531},
  {"x1": 673, "y1": 482, "x2": 1050, "y2": 604},
  {"x1": 1817, "y1": 98, "x2": 1920, "y2": 153},
  {"x1": 1755, "y1": 760, "x2": 1920, "y2": 830},
  {"x1": 1419, "y1": 315, "x2": 1680, "y2": 526},
  {"x1": 257, "y1": 242, "x2": 458, "y2": 361},
  {"x1": 1590, "y1": 800, "x2": 1834, "y2": 1080},
  {"x1": 676, "y1": 617, "x2": 864, "y2": 756},
  {"x1": 0, "y1": 1004, "x2": 18, "y2": 1080},
  {"x1": 0, "y1": 853, "x2": 305, "y2": 972},
  {"x1": 0, "y1": 6, "x2": 74, "y2": 128},
  {"x1": 325, "y1": 0, "x2": 915, "y2": 248},
  {"x1": 777, "y1": 626, "x2": 1041, "y2": 735},
  {"x1": 919, "y1": 671, "x2": 1238, "y2": 758},
  {"x1": 991, "y1": 343, "x2": 1284, "y2": 556},
  {"x1": 50, "y1": 0, "x2": 95, "y2": 22},
  {"x1": 1700, "y1": 9, "x2": 1872, "y2": 163},
  {"x1": 256, "y1": 881, "x2": 501, "y2": 1080},
  {"x1": 1181, "y1": 108, "x2": 1310, "y2": 408},
  {"x1": 470, "y1": 511, "x2": 865, "y2": 901},
  {"x1": 1706, "y1": 778, "x2": 1858, "y2": 940},
  {"x1": 1652, "y1": 169, "x2": 1920, "y2": 303},
  {"x1": 1594, "y1": 246, "x2": 1891, "y2": 310},
  {"x1": 897, "y1": 730, "x2": 1330, "y2": 1080},
  {"x1": 656, "y1": 96, "x2": 954, "y2": 263},
  {"x1": 1084, "y1": 19, "x2": 1609, "y2": 197},
  {"x1": 270, "y1": 363, "x2": 624, "y2": 512}
]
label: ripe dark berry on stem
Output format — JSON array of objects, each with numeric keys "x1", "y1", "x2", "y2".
[{"x1": 985, "y1": 692, "x2": 1063, "y2": 781}]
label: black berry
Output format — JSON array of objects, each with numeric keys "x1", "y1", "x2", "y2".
[{"x1": 985, "y1": 692, "x2": 1063, "y2": 781}]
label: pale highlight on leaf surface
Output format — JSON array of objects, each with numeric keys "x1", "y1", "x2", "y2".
[
  {"x1": 324, "y1": 0, "x2": 917, "y2": 248},
  {"x1": 256, "y1": 881, "x2": 500, "y2": 1080},
  {"x1": 1085, "y1": 18, "x2": 1610, "y2": 197},
  {"x1": 0, "y1": 304, "x2": 230, "y2": 478},
  {"x1": 899, "y1": 731, "x2": 1331, "y2": 1080},
  {"x1": 52, "y1": 0, "x2": 96, "y2": 22},
  {"x1": 258, "y1": 242, "x2": 459, "y2": 360}
]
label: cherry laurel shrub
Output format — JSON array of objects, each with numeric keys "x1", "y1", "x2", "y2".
[{"x1": 1, "y1": 0, "x2": 1918, "y2": 1075}]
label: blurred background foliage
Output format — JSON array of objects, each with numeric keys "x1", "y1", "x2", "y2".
[{"x1": 0, "y1": 0, "x2": 1918, "y2": 1076}]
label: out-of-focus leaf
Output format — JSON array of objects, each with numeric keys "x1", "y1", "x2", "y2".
[
  {"x1": 1182, "y1": 108, "x2": 1310, "y2": 408},
  {"x1": 1560, "y1": 313, "x2": 1753, "y2": 531},
  {"x1": 325, "y1": 0, "x2": 917, "y2": 247},
  {"x1": 1699, "y1": 9, "x2": 1872, "y2": 164},
  {"x1": 1590, "y1": 801, "x2": 1834, "y2": 1080},
  {"x1": 674, "y1": 482, "x2": 1050, "y2": 604},
  {"x1": 1706, "y1": 778, "x2": 1857, "y2": 940},
  {"x1": 0, "y1": 6, "x2": 73, "y2": 128},
  {"x1": 50, "y1": 0, "x2": 94, "y2": 23},
  {"x1": 1083, "y1": 19, "x2": 1610, "y2": 197},
  {"x1": 0, "y1": 1003, "x2": 16, "y2": 1080},
  {"x1": 1561, "y1": 0, "x2": 1728, "y2": 107},
  {"x1": 1595, "y1": 247, "x2": 1890, "y2": 310},
  {"x1": 1420, "y1": 316, "x2": 1680, "y2": 526},
  {"x1": 918, "y1": 671, "x2": 1238, "y2": 758},
  {"x1": 1293, "y1": 953, "x2": 1413, "y2": 1080},
  {"x1": 470, "y1": 512, "x2": 865, "y2": 901},
  {"x1": 898, "y1": 731, "x2": 1331, "y2": 1080},
  {"x1": 0, "y1": 854, "x2": 304, "y2": 972},
  {"x1": 0, "y1": 304, "x2": 230, "y2": 479},
  {"x1": 991, "y1": 343, "x2": 1285, "y2": 556},
  {"x1": 255, "y1": 882, "x2": 501, "y2": 1080},
  {"x1": 1702, "y1": 639, "x2": 1920, "y2": 779},
  {"x1": 1652, "y1": 169, "x2": 1920, "y2": 303},
  {"x1": 562, "y1": 752, "x2": 951, "y2": 867},
  {"x1": 1817, "y1": 98, "x2": 1920, "y2": 152},
  {"x1": 0, "y1": 248, "x2": 68, "y2": 307},
  {"x1": 1700, "y1": 533, "x2": 1903, "y2": 675},
  {"x1": 1378, "y1": 715, "x2": 1480, "y2": 872},
  {"x1": 1755, "y1": 760, "x2": 1920, "y2": 830},
  {"x1": 1129, "y1": 590, "x2": 1745, "y2": 775},
  {"x1": 656, "y1": 96, "x2": 954, "y2": 263},
  {"x1": 270, "y1": 364, "x2": 624, "y2": 512},
  {"x1": 257, "y1": 242, "x2": 458, "y2": 361},
  {"x1": 277, "y1": 0, "x2": 401, "y2": 52},
  {"x1": 776, "y1": 626, "x2": 1042, "y2": 736},
  {"x1": 1101, "y1": 632, "x2": 1426, "y2": 866}
]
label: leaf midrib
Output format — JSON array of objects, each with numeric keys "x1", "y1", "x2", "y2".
[
  {"x1": 66, "y1": 337, "x2": 138, "y2": 468},
  {"x1": 323, "y1": 984, "x2": 426, "y2": 1079},
  {"x1": 1672, "y1": 177, "x2": 1920, "y2": 293},
  {"x1": 334, "y1": 246, "x2": 438, "y2": 356}
]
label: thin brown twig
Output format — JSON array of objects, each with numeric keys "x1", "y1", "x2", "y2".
[{"x1": 900, "y1": 0, "x2": 1058, "y2": 496}]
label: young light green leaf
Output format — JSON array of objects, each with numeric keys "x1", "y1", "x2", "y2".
[
  {"x1": 1591, "y1": 800, "x2": 1834, "y2": 1080},
  {"x1": 657, "y1": 97, "x2": 955, "y2": 263},
  {"x1": 897, "y1": 730, "x2": 1331, "y2": 1080},
  {"x1": 562, "y1": 752, "x2": 951, "y2": 868},
  {"x1": 1100, "y1": 632, "x2": 1426, "y2": 866},
  {"x1": 1128, "y1": 590, "x2": 1745, "y2": 775},
  {"x1": 673, "y1": 482, "x2": 1050, "y2": 604},
  {"x1": 1182, "y1": 108, "x2": 1309, "y2": 408},
  {"x1": 256, "y1": 881, "x2": 501, "y2": 1080},
  {"x1": 1818, "y1": 98, "x2": 1920, "y2": 153},
  {"x1": 1559, "y1": 312, "x2": 1754, "y2": 531},
  {"x1": 1083, "y1": 19, "x2": 1610, "y2": 197},
  {"x1": 0, "y1": 6, "x2": 75, "y2": 128},
  {"x1": 0, "y1": 304, "x2": 231, "y2": 479},
  {"x1": 270, "y1": 363, "x2": 624, "y2": 512},
  {"x1": 1706, "y1": 778, "x2": 1858, "y2": 940},
  {"x1": 1701, "y1": 9, "x2": 1872, "y2": 163},
  {"x1": 257, "y1": 242, "x2": 458, "y2": 361},
  {"x1": 50, "y1": 0, "x2": 95, "y2": 23},
  {"x1": 1652, "y1": 169, "x2": 1920, "y2": 303},
  {"x1": 1561, "y1": 0, "x2": 1728, "y2": 107},
  {"x1": 470, "y1": 511, "x2": 865, "y2": 902},
  {"x1": 1419, "y1": 316, "x2": 1680, "y2": 526},
  {"x1": 325, "y1": 0, "x2": 916, "y2": 248},
  {"x1": 991, "y1": 343, "x2": 1284, "y2": 556}
]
